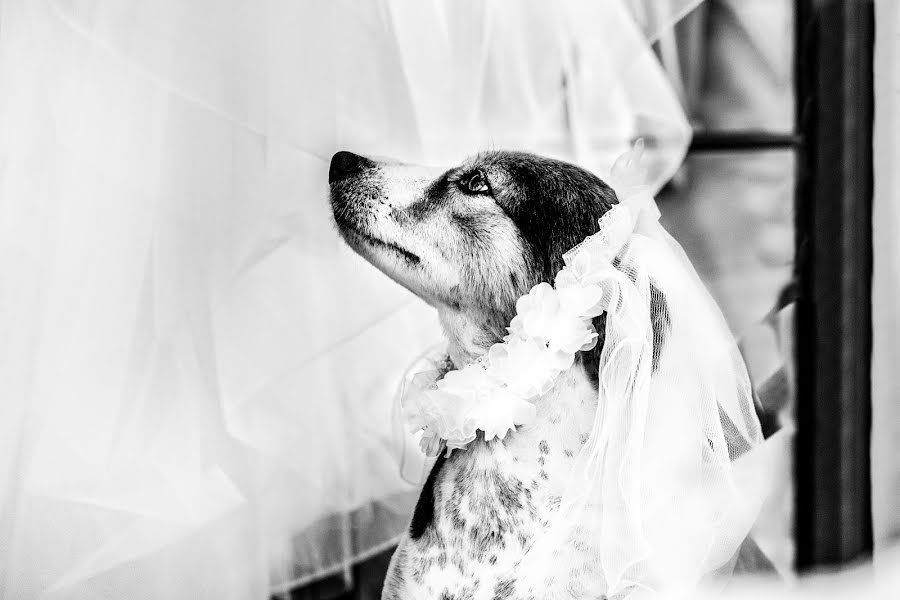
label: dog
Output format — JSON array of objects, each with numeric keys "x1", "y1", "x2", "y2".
[{"x1": 327, "y1": 150, "x2": 722, "y2": 599}]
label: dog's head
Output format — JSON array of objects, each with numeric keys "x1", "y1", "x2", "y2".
[{"x1": 328, "y1": 150, "x2": 619, "y2": 342}]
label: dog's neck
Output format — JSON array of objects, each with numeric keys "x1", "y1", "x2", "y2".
[{"x1": 437, "y1": 307, "x2": 504, "y2": 368}]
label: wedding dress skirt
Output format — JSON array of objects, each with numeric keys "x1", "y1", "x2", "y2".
[{"x1": 0, "y1": 0, "x2": 700, "y2": 597}]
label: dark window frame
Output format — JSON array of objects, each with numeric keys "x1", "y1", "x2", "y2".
[{"x1": 793, "y1": 0, "x2": 873, "y2": 570}]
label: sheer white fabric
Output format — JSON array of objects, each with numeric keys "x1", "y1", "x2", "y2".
[
  {"x1": 0, "y1": 0, "x2": 701, "y2": 597},
  {"x1": 536, "y1": 222, "x2": 766, "y2": 596},
  {"x1": 533, "y1": 162, "x2": 768, "y2": 595}
]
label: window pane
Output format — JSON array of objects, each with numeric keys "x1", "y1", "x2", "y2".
[
  {"x1": 659, "y1": 1, "x2": 795, "y2": 134},
  {"x1": 659, "y1": 149, "x2": 796, "y2": 574}
]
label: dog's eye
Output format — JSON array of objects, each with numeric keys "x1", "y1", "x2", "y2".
[{"x1": 459, "y1": 170, "x2": 490, "y2": 195}]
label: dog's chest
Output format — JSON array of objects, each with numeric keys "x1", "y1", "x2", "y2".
[{"x1": 383, "y1": 372, "x2": 597, "y2": 600}]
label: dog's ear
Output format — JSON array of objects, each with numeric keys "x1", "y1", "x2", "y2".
[{"x1": 581, "y1": 278, "x2": 670, "y2": 385}]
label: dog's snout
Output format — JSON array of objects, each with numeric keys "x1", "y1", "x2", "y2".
[{"x1": 329, "y1": 151, "x2": 372, "y2": 184}]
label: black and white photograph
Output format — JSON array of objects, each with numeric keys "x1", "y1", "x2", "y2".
[{"x1": 0, "y1": 1, "x2": 896, "y2": 598}]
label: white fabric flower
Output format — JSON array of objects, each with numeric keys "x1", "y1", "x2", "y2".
[
  {"x1": 608, "y1": 139, "x2": 662, "y2": 236},
  {"x1": 556, "y1": 278, "x2": 606, "y2": 318},
  {"x1": 440, "y1": 425, "x2": 477, "y2": 455},
  {"x1": 402, "y1": 376, "x2": 479, "y2": 456},
  {"x1": 438, "y1": 363, "x2": 497, "y2": 402},
  {"x1": 469, "y1": 386, "x2": 536, "y2": 442},
  {"x1": 609, "y1": 138, "x2": 650, "y2": 192},
  {"x1": 509, "y1": 283, "x2": 599, "y2": 354},
  {"x1": 425, "y1": 386, "x2": 479, "y2": 449},
  {"x1": 487, "y1": 336, "x2": 570, "y2": 398},
  {"x1": 563, "y1": 206, "x2": 633, "y2": 271},
  {"x1": 418, "y1": 428, "x2": 444, "y2": 457},
  {"x1": 440, "y1": 364, "x2": 534, "y2": 443}
]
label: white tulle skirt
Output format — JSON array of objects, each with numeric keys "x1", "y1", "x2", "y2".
[{"x1": 0, "y1": 0, "x2": 699, "y2": 597}]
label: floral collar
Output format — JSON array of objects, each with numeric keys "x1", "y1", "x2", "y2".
[{"x1": 402, "y1": 143, "x2": 659, "y2": 457}]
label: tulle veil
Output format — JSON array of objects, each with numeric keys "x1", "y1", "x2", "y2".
[{"x1": 0, "y1": 1, "x2": 712, "y2": 597}]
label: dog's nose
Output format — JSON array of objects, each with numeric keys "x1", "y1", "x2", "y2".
[{"x1": 329, "y1": 151, "x2": 371, "y2": 184}]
